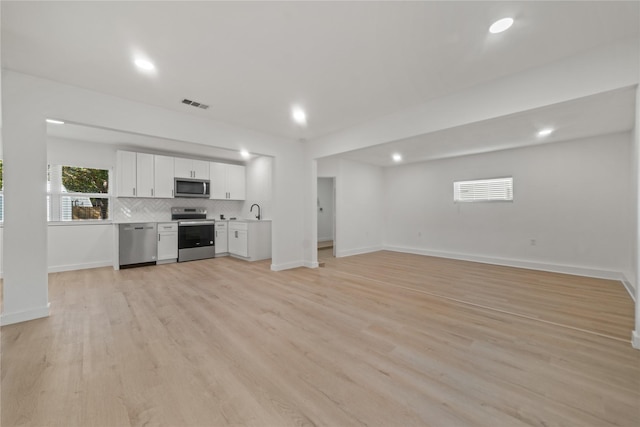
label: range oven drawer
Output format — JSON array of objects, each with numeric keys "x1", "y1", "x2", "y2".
[{"x1": 177, "y1": 220, "x2": 215, "y2": 262}]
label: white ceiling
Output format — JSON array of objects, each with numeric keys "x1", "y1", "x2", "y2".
[
  {"x1": 46, "y1": 122, "x2": 251, "y2": 164},
  {"x1": 339, "y1": 87, "x2": 637, "y2": 166},
  {"x1": 3, "y1": 0, "x2": 639, "y2": 144}
]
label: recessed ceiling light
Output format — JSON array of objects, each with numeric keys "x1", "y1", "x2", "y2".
[
  {"x1": 489, "y1": 17, "x2": 514, "y2": 34},
  {"x1": 134, "y1": 58, "x2": 155, "y2": 71},
  {"x1": 292, "y1": 107, "x2": 307, "y2": 125},
  {"x1": 392, "y1": 153, "x2": 402, "y2": 162},
  {"x1": 46, "y1": 119, "x2": 65, "y2": 125},
  {"x1": 240, "y1": 150, "x2": 250, "y2": 159},
  {"x1": 537, "y1": 128, "x2": 554, "y2": 137}
]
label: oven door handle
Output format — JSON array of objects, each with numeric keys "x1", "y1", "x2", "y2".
[{"x1": 179, "y1": 221, "x2": 215, "y2": 226}]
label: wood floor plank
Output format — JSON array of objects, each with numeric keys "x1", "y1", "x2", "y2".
[{"x1": 2, "y1": 251, "x2": 639, "y2": 426}]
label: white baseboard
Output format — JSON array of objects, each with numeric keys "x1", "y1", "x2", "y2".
[
  {"x1": 632, "y1": 331, "x2": 640, "y2": 350},
  {"x1": 1, "y1": 261, "x2": 115, "y2": 278},
  {"x1": 621, "y1": 277, "x2": 636, "y2": 302},
  {"x1": 383, "y1": 245, "x2": 629, "y2": 283},
  {"x1": 337, "y1": 245, "x2": 383, "y2": 258},
  {"x1": 318, "y1": 237, "x2": 333, "y2": 243},
  {"x1": 271, "y1": 260, "x2": 306, "y2": 271},
  {"x1": 48, "y1": 260, "x2": 113, "y2": 274},
  {"x1": 1, "y1": 303, "x2": 50, "y2": 326}
]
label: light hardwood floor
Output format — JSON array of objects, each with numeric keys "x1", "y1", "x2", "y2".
[{"x1": 2, "y1": 251, "x2": 639, "y2": 426}]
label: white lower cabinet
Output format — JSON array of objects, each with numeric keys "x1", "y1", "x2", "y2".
[
  {"x1": 228, "y1": 221, "x2": 271, "y2": 261},
  {"x1": 228, "y1": 222, "x2": 248, "y2": 258},
  {"x1": 157, "y1": 222, "x2": 178, "y2": 263},
  {"x1": 215, "y1": 221, "x2": 228, "y2": 255}
]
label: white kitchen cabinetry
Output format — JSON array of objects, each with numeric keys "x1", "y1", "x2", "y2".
[
  {"x1": 136, "y1": 152, "x2": 155, "y2": 198},
  {"x1": 215, "y1": 221, "x2": 228, "y2": 255},
  {"x1": 175, "y1": 158, "x2": 209, "y2": 179},
  {"x1": 228, "y1": 220, "x2": 271, "y2": 261},
  {"x1": 116, "y1": 150, "x2": 137, "y2": 197},
  {"x1": 210, "y1": 162, "x2": 246, "y2": 200},
  {"x1": 154, "y1": 155, "x2": 175, "y2": 198},
  {"x1": 228, "y1": 222, "x2": 248, "y2": 258},
  {"x1": 157, "y1": 222, "x2": 178, "y2": 263},
  {"x1": 117, "y1": 151, "x2": 176, "y2": 198}
]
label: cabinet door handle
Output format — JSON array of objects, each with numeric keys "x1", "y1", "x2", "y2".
[
  {"x1": 151, "y1": 188, "x2": 154, "y2": 196},
  {"x1": 235, "y1": 230, "x2": 238, "y2": 238},
  {"x1": 215, "y1": 230, "x2": 218, "y2": 238},
  {"x1": 133, "y1": 187, "x2": 136, "y2": 196},
  {"x1": 158, "y1": 234, "x2": 161, "y2": 241}
]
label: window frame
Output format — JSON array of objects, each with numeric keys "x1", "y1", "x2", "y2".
[{"x1": 47, "y1": 164, "x2": 112, "y2": 223}]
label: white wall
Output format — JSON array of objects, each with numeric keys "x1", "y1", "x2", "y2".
[
  {"x1": 383, "y1": 132, "x2": 634, "y2": 283},
  {"x1": 317, "y1": 177, "x2": 334, "y2": 242},
  {"x1": 48, "y1": 136, "x2": 116, "y2": 169},
  {"x1": 316, "y1": 158, "x2": 383, "y2": 257},
  {"x1": 243, "y1": 155, "x2": 273, "y2": 220},
  {"x1": 2, "y1": 72, "x2": 49, "y2": 325},
  {"x1": 48, "y1": 224, "x2": 113, "y2": 272}
]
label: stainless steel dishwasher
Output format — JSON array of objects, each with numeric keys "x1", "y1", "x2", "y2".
[{"x1": 119, "y1": 223, "x2": 158, "y2": 268}]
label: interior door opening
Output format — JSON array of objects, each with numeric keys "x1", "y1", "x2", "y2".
[{"x1": 317, "y1": 177, "x2": 336, "y2": 262}]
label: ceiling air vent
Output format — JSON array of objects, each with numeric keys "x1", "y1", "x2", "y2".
[{"x1": 181, "y1": 98, "x2": 210, "y2": 110}]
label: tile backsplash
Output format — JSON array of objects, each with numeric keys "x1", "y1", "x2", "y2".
[{"x1": 113, "y1": 198, "x2": 243, "y2": 222}]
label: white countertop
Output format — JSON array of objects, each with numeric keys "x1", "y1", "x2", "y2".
[{"x1": 113, "y1": 219, "x2": 272, "y2": 224}]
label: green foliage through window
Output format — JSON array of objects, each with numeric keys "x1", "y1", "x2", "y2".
[{"x1": 62, "y1": 166, "x2": 108, "y2": 193}]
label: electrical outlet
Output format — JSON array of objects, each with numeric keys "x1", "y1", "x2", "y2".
[
  {"x1": 530, "y1": 239, "x2": 536, "y2": 246},
  {"x1": 418, "y1": 232, "x2": 422, "y2": 237}
]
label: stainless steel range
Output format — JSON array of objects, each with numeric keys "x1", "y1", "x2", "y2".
[{"x1": 171, "y1": 207, "x2": 215, "y2": 262}]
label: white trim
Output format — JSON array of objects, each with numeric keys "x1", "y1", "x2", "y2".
[
  {"x1": 337, "y1": 245, "x2": 384, "y2": 258},
  {"x1": 620, "y1": 276, "x2": 636, "y2": 302},
  {"x1": 1, "y1": 303, "x2": 50, "y2": 326},
  {"x1": 384, "y1": 245, "x2": 630, "y2": 282},
  {"x1": 48, "y1": 220, "x2": 113, "y2": 227},
  {"x1": 632, "y1": 331, "x2": 640, "y2": 350},
  {"x1": 271, "y1": 260, "x2": 306, "y2": 271},
  {"x1": 48, "y1": 260, "x2": 113, "y2": 274},
  {"x1": 305, "y1": 261, "x2": 319, "y2": 269}
]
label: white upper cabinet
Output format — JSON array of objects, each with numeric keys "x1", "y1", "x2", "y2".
[
  {"x1": 210, "y1": 162, "x2": 246, "y2": 200},
  {"x1": 226, "y1": 164, "x2": 246, "y2": 200},
  {"x1": 175, "y1": 158, "x2": 209, "y2": 180},
  {"x1": 192, "y1": 160, "x2": 209, "y2": 180},
  {"x1": 116, "y1": 150, "x2": 175, "y2": 198},
  {"x1": 210, "y1": 162, "x2": 227, "y2": 199},
  {"x1": 154, "y1": 155, "x2": 175, "y2": 198},
  {"x1": 116, "y1": 150, "x2": 137, "y2": 197},
  {"x1": 136, "y1": 152, "x2": 155, "y2": 198}
]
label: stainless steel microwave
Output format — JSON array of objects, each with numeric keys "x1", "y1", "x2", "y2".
[{"x1": 174, "y1": 178, "x2": 210, "y2": 198}]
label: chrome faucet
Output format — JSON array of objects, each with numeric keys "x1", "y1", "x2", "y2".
[{"x1": 250, "y1": 204, "x2": 261, "y2": 220}]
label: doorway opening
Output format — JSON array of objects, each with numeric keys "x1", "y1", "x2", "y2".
[{"x1": 317, "y1": 177, "x2": 335, "y2": 263}]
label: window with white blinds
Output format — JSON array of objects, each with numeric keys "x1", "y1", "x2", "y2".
[{"x1": 453, "y1": 177, "x2": 513, "y2": 202}]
